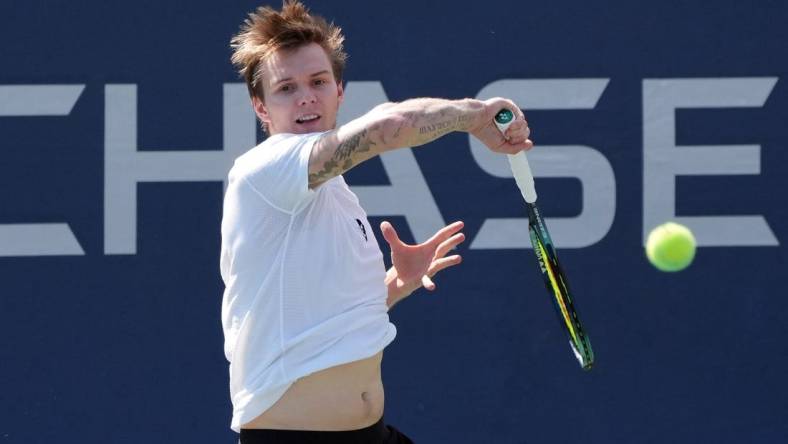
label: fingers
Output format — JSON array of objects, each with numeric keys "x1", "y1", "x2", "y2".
[
  {"x1": 421, "y1": 275, "x2": 436, "y2": 291},
  {"x1": 427, "y1": 220, "x2": 464, "y2": 247},
  {"x1": 435, "y1": 232, "x2": 465, "y2": 258},
  {"x1": 498, "y1": 138, "x2": 534, "y2": 154},
  {"x1": 483, "y1": 97, "x2": 533, "y2": 154},
  {"x1": 485, "y1": 97, "x2": 522, "y2": 120},
  {"x1": 429, "y1": 255, "x2": 462, "y2": 276},
  {"x1": 505, "y1": 119, "x2": 530, "y2": 141},
  {"x1": 380, "y1": 220, "x2": 402, "y2": 247},
  {"x1": 420, "y1": 254, "x2": 463, "y2": 292},
  {"x1": 384, "y1": 220, "x2": 466, "y2": 252},
  {"x1": 502, "y1": 120, "x2": 533, "y2": 152}
]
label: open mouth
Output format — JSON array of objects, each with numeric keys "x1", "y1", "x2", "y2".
[{"x1": 295, "y1": 114, "x2": 321, "y2": 124}]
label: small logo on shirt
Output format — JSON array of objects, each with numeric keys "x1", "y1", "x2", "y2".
[{"x1": 355, "y1": 218, "x2": 368, "y2": 242}]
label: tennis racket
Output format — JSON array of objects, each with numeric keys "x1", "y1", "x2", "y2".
[{"x1": 495, "y1": 108, "x2": 594, "y2": 370}]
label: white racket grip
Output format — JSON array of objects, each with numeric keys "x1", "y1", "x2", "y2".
[
  {"x1": 494, "y1": 108, "x2": 537, "y2": 203},
  {"x1": 507, "y1": 152, "x2": 537, "y2": 203}
]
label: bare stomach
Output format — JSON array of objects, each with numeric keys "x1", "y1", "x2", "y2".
[{"x1": 241, "y1": 350, "x2": 385, "y2": 431}]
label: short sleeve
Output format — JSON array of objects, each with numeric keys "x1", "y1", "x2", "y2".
[{"x1": 236, "y1": 133, "x2": 322, "y2": 213}]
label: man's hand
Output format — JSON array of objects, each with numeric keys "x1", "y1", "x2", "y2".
[
  {"x1": 382, "y1": 220, "x2": 466, "y2": 308},
  {"x1": 469, "y1": 97, "x2": 533, "y2": 154}
]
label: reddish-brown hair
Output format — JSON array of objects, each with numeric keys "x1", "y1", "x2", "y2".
[{"x1": 230, "y1": 1, "x2": 347, "y2": 101}]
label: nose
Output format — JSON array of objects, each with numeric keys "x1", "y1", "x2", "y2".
[{"x1": 298, "y1": 89, "x2": 317, "y2": 106}]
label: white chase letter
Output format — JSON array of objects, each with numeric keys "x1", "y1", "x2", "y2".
[
  {"x1": 104, "y1": 84, "x2": 256, "y2": 254},
  {"x1": 643, "y1": 78, "x2": 779, "y2": 246},
  {"x1": 470, "y1": 79, "x2": 614, "y2": 249},
  {"x1": 337, "y1": 81, "x2": 445, "y2": 242},
  {"x1": 0, "y1": 85, "x2": 86, "y2": 257}
]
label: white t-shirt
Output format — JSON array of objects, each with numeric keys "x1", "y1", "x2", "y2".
[{"x1": 220, "y1": 132, "x2": 397, "y2": 432}]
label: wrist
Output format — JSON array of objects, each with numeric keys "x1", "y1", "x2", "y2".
[
  {"x1": 385, "y1": 266, "x2": 412, "y2": 308},
  {"x1": 456, "y1": 98, "x2": 487, "y2": 133}
]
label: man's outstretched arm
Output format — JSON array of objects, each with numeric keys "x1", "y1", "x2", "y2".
[{"x1": 308, "y1": 97, "x2": 532, "y2": 188}]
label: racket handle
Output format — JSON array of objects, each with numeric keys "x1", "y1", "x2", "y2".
[
  {"x1": 508, "y1": 152, "x2": 537, "y2": 203},
  {"x1": 495, "y1": 109, "x2": 537, "y2": 203}
]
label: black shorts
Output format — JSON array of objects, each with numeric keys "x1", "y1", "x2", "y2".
[{"x1": 239, "y1": 416, "x2": 414, "y2": 444}]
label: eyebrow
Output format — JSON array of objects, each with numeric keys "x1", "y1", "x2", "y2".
[{"x1": 272, "y1": 70, "x2": 331, "y2": 87}]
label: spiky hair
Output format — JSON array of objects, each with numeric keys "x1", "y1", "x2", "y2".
[{"x1": 230, "y1": 1, "x2": 347, "y2": 100}]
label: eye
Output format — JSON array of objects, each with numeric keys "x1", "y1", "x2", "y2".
[
  {"x1": 313, "y1": 78, "x2": 327, "y2": 86},
  {"x1": 279, "y1": 84, "x2": 293, "y2": 93}
]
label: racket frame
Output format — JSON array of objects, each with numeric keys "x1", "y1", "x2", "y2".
[{"x1": 495, "y1": 108, "x2": 594, "y2": 370}]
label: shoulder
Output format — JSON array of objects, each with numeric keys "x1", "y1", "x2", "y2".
[
  {"x1": 239, "y1": 133, "x2": 326, "y2": 165},
  {"x1": 229, "y1": 133, "x2": 318, "y2": 176}
]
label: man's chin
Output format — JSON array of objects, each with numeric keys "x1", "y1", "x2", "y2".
[
  {"x1": 293, "y1": 124, "x2": 335, "y2": 134},
  {"x1": 269, "y1": 117, "x2": 337, "y2": 135}
]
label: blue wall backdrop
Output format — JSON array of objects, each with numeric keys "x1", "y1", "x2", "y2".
[{"x1": 1, "y1": 1, "x2": 786, "y2": 443}]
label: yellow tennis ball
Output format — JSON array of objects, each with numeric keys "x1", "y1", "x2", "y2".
[{"x1": 646, "y1": 222, "x2": 696, "y2": 272}]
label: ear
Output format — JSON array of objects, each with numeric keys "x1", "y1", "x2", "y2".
[
  {"x1": 252, "y1": 96, "x2": 272, "y2": 129},
  {"x1": 336, "y1": 81, "x2": 344, "y2": 106}
]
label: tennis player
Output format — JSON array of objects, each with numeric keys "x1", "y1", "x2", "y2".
[{"x1": 220, "y1": 1, "x2": 532, "y2": 442}]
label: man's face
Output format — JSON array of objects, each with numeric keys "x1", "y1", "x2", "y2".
[{"x1": 253, "y1": 42, "x2": 344, "y2": 135}]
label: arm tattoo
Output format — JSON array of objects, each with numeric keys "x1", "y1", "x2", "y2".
[
  {"x1": 309, "y1": 129, "x2": 376, "y2": 186},
  {"x1": 308, "y1": 99, "x2": 480, "y2": 187},
  {"x1": 418, "y1": 119, "x2": 454, "y2": 135},
  {"x1": 412, "y1": 108, "x2": 464, "y2": 145}
]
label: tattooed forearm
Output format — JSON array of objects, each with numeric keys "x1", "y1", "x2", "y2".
[
  {"x1": 457, "y1": 112, "x2": 475, "y2": 127},
  {"x1": 307, "y1": 98, "x2": 485, "y2": 188},
  {"x1": 309, "y1": 129, "x2": 376, "y2": 186},
  {"x1": 398, "y1": 99, "x2": 484, "y2": 147},
  {"x1": 418, "y1": 119, "x2": 455, "y2": 135},
  {"x1": 411, "y1": 112, "x2": 463, "y2": 145}
]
